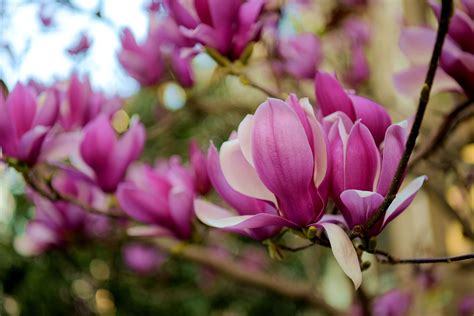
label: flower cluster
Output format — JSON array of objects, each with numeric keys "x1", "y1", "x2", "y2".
[{"x1": 195, "y1": 73, "x2": 426, "y2": 287}]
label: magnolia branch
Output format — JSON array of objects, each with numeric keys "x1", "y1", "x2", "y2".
[
  {"x1": 152, "y1": 238, "x2": 343, "y2": 315},
  {"x1": 366, "y1": 249, "x2": 474, "y2": 265},
  {"x1": 353, "y1": 0, "x2": 454, "y2": 237},
  {"x1": 409, "y1": 98, "x2": 474, "y2": 168}
]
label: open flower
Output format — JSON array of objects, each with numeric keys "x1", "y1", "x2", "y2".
[
  {"x1": 117, "y1": 160, "x2": 196, "y2": 240},
  {"x1": 0, "y1": 83, "x2": 59, "y2": 165},
  {"x1": 315, "y1": 72, "x2": 391, "y2": 145},
  {"x1": 326, "y1": 112, "x2": 426, "y2": 236},
  {"x1": 165, "y1": 0, "x2": 265, "y2": 60},
  {"x1": 79, "y1": 115, "x2": 145, "y2": 193},
  {"x1": 195, "y1": 95, "x2": 362, "y2": 288}
]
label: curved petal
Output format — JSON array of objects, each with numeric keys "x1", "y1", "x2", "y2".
[
  {"x1": 237, "y1": 114, "x2": 255, "y2": 166},
  {"x1": 169, "y1": 187, "x2": 194, "y2": 239},
  {"x1": 194, "y1": 198, "x2": 297, "y2": 229},
  {"x1": 220, "y1": 139, "x2": 275, "y2": 203},
  {"x1": 117, "y1": 183, "x2": 171, "y2": 226},
  {"x1": 34, "y1": 89, "x2": 59, "y2": 127},
  {"x1": 252, "y1": 98, "x2": 316, "y2": 225},
  {"x1": 377, "y1": 121, "x2": 409, "y2": 196},
  {"x1": 39, "y1": 131, "x2": 82, "y2": 162},
  {"x1": 315, "y1": 72, "x2": 355, "y2": 120},
  {"x1": 340, "y1": 190, "x2": 384, "y2": 228},
  {"x1": 349, "y1": 95, "x2": 391, "y2": 145},
  {"x1": 399, "y1": 27, "x2": 437, "y2": 65},
  {"x1": 80, "y1": 115, "x2": 117, "y2": 176},
  {"x1": 318, "y1": 222, "x2": 362, "y2": 289},
  {"x1": 382, "y1": 176, "x2": 427, "y2": 228},
  {"x1": 393, "y1": 66, "x2": 462, "y2": 97},
  {"x1": 7, "y1": 83, "x2": 37, "y2": 137},
  {"x1": 345, "y1": 122, "x2": 381, "y2": 191},
  {"x1": 17, "y1": 126, "x2": 49, "y2": 164},
  {"x1": 207, "y1": 143, "x2": 267, "y2": 215}
]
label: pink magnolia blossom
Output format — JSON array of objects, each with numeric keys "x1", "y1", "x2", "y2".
[
  {"x1": 372, "y1": 289, "x2": 412, "y2": 316},
  {"x1": 117, "y1": 159, "x2": 196, "y2": 240},
  {"x1": 14, "y1": 172, "x2": 110, "y2": 256},
  {"x1": 123, "y1": 243, "x2": 166, "y2": 275},
  {"x1": 165, "y1": 0, "x2": 265, "y2": 60},
  {"x1": 342, "y1": 19, "x2": 371, "y2": 88},
  {"x1": 195, "y1": 95, "x2": 362, "y2": 288},
  {"x1": 315, "y1": 72, "x2": 391, "y2": 145},
  {"x1": 325, "y1": 111, "x2": 426, "y2": 236},
  {"x1": 278, "y1": 33, "x2": 323, "y2": 79},
  {"x1": 0, "y1": 83, "x2": 59, "y2": 165},
  {"x1": 67, "y1": 32, "x2": 91, "y2": 56},
  {"x1": 118, "y1": 18, "x2": 195, "y2": 87},
  {"x1": 79, "y1": 115, "x2": 145, "y2": 193},
  {"x1": 394, "y1": 2, "x2": 474, "y2": 98},
  {"x1": 59, "y1": 74, "x2": 122, "y2": 131}
]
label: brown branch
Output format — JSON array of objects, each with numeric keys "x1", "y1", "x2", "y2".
[
  {"x1": 409, "y1": 99, "x2": 473, "y2": 169},
  {"x1": 152, "y1": 238, "x2": 343, "y2": 315},
  {"x1": 353, "y1": 0, "x2": 454, "y2": 237},
  {"x1": 365, "y1": 248, "x2": 474, "y2": 265}
]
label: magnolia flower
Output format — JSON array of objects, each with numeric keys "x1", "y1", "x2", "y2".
[
  {"x1": 204, "y1": 142, "x2": 281, "y2": 240},
  {"x1": 122, "y1": 243, "x2": 165, "y2": 274},
  {"x1": 67, "y1": 32, "x2": 91, "y2": 56},
  {"x1": 0, "y1": 83, "x2": 59, "y2": 165},
  {"x1": 372, "y1": 290, "x2": 412, "y2": 316},
  {"x1": 14, "y1": 172, "x2": 109, "y2": 256},
  {"x1": 118, "y1": 17, "x2": 195, "y2": 87},
  {"x1": 189, "y1": 140, "x2": 211, "y2": 195},
  {"x1": 117, "y1": 160, "x2": 196, "y2": 240},
  {"x1": 326, "y1": 112, "x2": 426, "y2": 236},
  {"x1": 342, "y1": 19, "x2": 371, "y2": 88},
  {"x1": 79, "y1": 115, "x2": 145, "y2": 193},
  {"x1": 59, "y1": 74, "x2": 122, "y2": 131},
  {"x1": 394, "y1": 2, "x2": 473, "y2": 98},
  {"x1": 195, "y1": 95, "x2": 362, "y2": 288},
  {"x1": 165, "y1": 0, "x2": 265, "y2": 60},
  {"x1": 315, "y1": 72, "x2": 391, "y2": 145},
  {"x1": 278, "y1": 33, "x2": 323, "y2": 79}
]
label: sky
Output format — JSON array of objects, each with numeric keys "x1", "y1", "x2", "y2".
[{"x1": 0, "y1": 0, "x2": 153, "y2": 96}]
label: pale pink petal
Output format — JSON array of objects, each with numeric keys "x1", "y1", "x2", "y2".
[{"x1": 319, "y1": 222, "x2": 362, "y2": 289}]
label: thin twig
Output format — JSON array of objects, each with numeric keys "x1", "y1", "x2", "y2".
[
  {"x1": 19, "y1": 167, "x2": 126, "y2": 220},
  {"x1": 353, "y1": 0, "x2": 454, "y2": 237},
  {"x1": 409, "y1": 99, "x2": 473, "y2": 169},
  {"x1": 365, "y1": 248, "x2": 474, "y2": 265},
  {"x1": 152, "y1": 238, "x2": 343, "y2": 315}
]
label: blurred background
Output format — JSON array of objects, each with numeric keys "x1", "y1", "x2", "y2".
[{"x1": 0, "y1": 0, "x2": 473, "y2": 315}]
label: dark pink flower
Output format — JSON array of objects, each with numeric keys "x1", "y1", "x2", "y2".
[
  {"x1": 278, "y1": 33, "x2": 323, "y2": 79},
  {"x1": 117, "y1": 160, "x2": 196, "y2": 240},
  {"x1": 165, "y1": 0, "x2": 265, "y2": 60},
  {"x1": 79, "y1": 115, "x2": 145, "y2": 193},
  {"x1": 0, "y1": 83, "x2": 59, "y2": 165}
]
